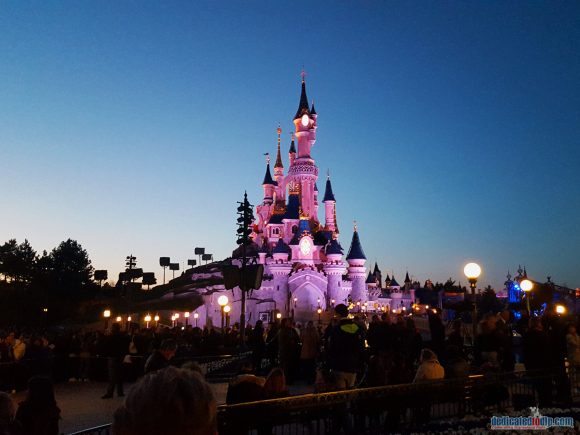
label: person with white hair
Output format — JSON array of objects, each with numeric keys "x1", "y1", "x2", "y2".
[
  {"x1": 413, "y1": 348, "x2": 444, "y2": 383},
  {"x1": 112, "y1": 366, "x2": 216, "y2": 435}
]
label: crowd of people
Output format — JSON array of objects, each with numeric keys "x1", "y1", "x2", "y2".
[{"x1": 1, "y1": 303, "x2": 580, "y2": 434}]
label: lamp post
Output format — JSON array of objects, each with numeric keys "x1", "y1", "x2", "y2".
[
  {"x1": 193, "y1": 312, "x2": 199, "y2": 327},
  {"x1": 224, "y1": 305, "x2": 231, "y2": 328},
  {"x1": 174, "y1": 313, "x2": 180, "y2": 328},
  {"x1": 144, "y1": 313, "x2": 151, "y2": 329},
  {"x1": 154, "y1": 314, "x2": 159, "y2": 328},
  {"x1": 184, "y1": 312, "x2": 190, "y2": 327},
  {"x1": 276, "y1": 312, "x2": 282, "y2": 321},
  {"x1": 126, "y1": 316, "x2": 132, "y2": 331},
  {"x1": 103, "y1": 309, "x2": 111, "y2": 330},
  {"x1": 463, "y1": 262, "x2": 482, "y2": 346},
  {"x1": 218, "y1": 295, "x2": 229, "y2": 331},
  {"x1": 317, "y1": 307, "x2": 322, "y2": 325},
  {"x1": 520, "y1": 279, "x2": 533, "y2": 314}
]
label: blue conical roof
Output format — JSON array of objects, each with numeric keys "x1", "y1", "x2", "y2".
[
  {"x1": 262, "y1": 163, "x2": 276, "y2": 186},
  {"x1": 365, "y1": 271, "x2": 376, "y2": 284},
  {"x1": 323, "y1": 177, "x2": 335, "y2": 202},
  {"x1": 289, "y1": 138, "x2": 296, "y2": 154},
  {"x1": 294, "y1": 80, "x2": 310, "y2": 120},
  {"x1": 346, "y1": 229, "x2": 366, "y2": 260},
  {"x1": 390, "y1": 274, "x2": 400, "y2": 287},
  {"x1": 325, "y1": 239, "x2": 343, "y2": 255},
  {"x1": 272, "y1": 238, "x2": 291, "y2": 254}
]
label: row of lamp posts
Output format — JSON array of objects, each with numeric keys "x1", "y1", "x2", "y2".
[{"x1": 103, "y1": 310, "x2": 200, "y2": 330}]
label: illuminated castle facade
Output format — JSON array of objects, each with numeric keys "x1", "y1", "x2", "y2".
[{"x1": 192, "y1": 78, "x2": 415, "y2": 325}]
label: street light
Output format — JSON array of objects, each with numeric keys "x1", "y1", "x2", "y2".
[
  {"x1": 276, "y1": 312, "x2": 282, "y2": 320},
  {"x1": 555, "y1": 304, "x2": 566, "y2": 315},
  {"x1": 193, "y1": 312, "x2": 199, "y2": 327},
  {"x1": 317, "y1": 307, "x2": 322, "y2": 325},
  {"x1": 218, "y1": 295, "x2": 229, "y2": 331},
  {"x1": 224, "y1": 305, "x2": 231, "y2": 328},
  {"x1": 463, "y1": 262, "x2": 481, "y2": 345},
  {"x1": 144, "y1": 314, "x2": 152, "y2": 329},
  {"x1": 103, "y1": 309, "x2": 111, "y2": 330},
  {"x1": 115, "y1": 316, "x2": 122, "y2": 322},
  {"x1": 521, "y1": 279, "x2": 533, "y2": 314},
  {"x1": 184, "y1": 311, "x2": 190, "y2": 327},
  {"x1": 154, "y1": 314, "x2": 159, "y2": 328}
]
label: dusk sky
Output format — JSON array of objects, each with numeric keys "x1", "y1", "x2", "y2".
[{"x1": 1, "y1": 1, "x2": 579, "y2": 290}]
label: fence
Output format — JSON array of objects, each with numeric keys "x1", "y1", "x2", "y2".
[{"x1": 69, "y1": 368, "x2": 580, "y2": 435}]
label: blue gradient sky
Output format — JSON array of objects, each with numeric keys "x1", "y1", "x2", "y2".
[{"x1": 1, "y1": 1, "x2": 579, "y2": 290}]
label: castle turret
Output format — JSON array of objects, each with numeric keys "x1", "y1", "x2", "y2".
[
  {"x1": 373, "y1": 262, "x2": 382, "y2": 289},
  {"x1": 346, "y1": 223, "x2": 367, "y2": 302},
  {"x1": 289, "y1": 74, "x2": 318, "y2": 219},
  {"x1": 404, "y1": 271, "x2": 412, "y2": 290},
  {"x1": 323, "y1": 173, "x2": 338, "y2": 233},
  {"x1": 273, "y1": 125, "x2": 286, "y2": 204},
  {"x1": 289, "y1": 133, "x2": 296, "y2": 167},
  {"x1": 262, "y1": 159, "x2": 276, "y2": 205}
]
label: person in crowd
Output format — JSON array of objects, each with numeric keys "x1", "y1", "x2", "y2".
[
  {"x1": 443, "y1": 345, "x2": 469, "y2": 379},
  {"x1": 0, "y1": 391, "x2": 22, "y2": 435},
  {"x1": 523, "y1": 317, "x2": 552, "y2": 407},
  {"x1": 326, "y1": 304, "x2": 365, "y2": 389},
  {"x1": 566, "y1": 324, "x2": 580, "y2": 368},
  {"x1": 263, "y1": 368, "x2": 289, "y2": 399},
  {"x1": 248, "y1": 320, "x2": 266, "y2": 372},
  {"x1": 226, "y1": 364, "x2": 266, "y2": 405},
  {"x1": 427, "y1": 311, "x2": 445, "y2": 358},
  {"x1": 102, "y1": 323, "x2": 130, "y2": 399},
  {"x1": 277, "y1": 318, "x2": 300, "y2": 384},
  {"x1": 112, "y1": 366, "x2": 217, "y2": 435},
  {"x1": 446, "y1": 319, "x2": 464, "y2": 352},
  {"x1": 413, "y1": 348, "x2": 444, "y2": 383},
  {"x1": 15, "y1": 377, "x2": 60, "y2": 435},
  {"x1": 299, "y1": 321, "x2": 319, "y2": 385},
  {"x1": 475, "y1": 315, "x2": 501, "y2": 370},
  {"x1": 144, "y1": 339, "x2": 177, "y2": 374},
  {"x1": 265, "y1": 322, "x2": 279, "y2": 367}
]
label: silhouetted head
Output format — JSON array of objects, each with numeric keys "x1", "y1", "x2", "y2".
[
  {"x1": 334, "y1": 304, "x2": 348, "y2": 318},
  {"x1": 264, "y1": 368, "x2": 287, "y2": 395},
  {"x1": 25, "y1": 376, "x2": 57, "y2": 407},
  {"x1": 112, "y1": 367, "x2": 216, "y2": 435}
]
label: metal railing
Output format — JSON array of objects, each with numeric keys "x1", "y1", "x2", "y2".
[{"x1": 67, "y1": 368, "x2": 580, "y2": 435}]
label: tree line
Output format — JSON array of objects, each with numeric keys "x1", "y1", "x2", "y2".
[{"x1": 0, "y1": 238, "x2": 96, "y2": 325}]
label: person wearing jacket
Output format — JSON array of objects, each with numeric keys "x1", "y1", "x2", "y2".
[
  {"x1": 326, "y1": 304, "x2": 365, "y2": 389},
  {"x1": 413, "y1": 348, "x2": 445, "y2": 383}
]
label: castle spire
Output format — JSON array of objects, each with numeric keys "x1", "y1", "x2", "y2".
[
  {"x1": 311, "y1": 99, "x2": 317, "y2": 115},
  {"x1": 323, "y1": 172, "x2": 336, "y2": 202},
  {"x1": 289, "y1": 133, "x2": 296, "y2": 154},
  {"x1": 274, "y1": 124, "x2": 283, "y2": 169},
  {"x1": 294, "y1": 72, "x2": 310, "y2": 120},
  {"x1": 346, "y1": 222, "x2": 366, "y2": 260},
  {"x1": 262, "y1": 160, "x2": 276, "y2": 186}
]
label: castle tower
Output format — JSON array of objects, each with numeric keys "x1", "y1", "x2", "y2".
[
  {"x1": 289, "y1": 75, "x2": 318, "y2": 220},
  {"x1": 323, "y1": 174, "x2": 338, "y2": 233},
  {"x1": 373, "y1": 262, "x2": 382, "y2": 289},
  {"x1": 289, "y1": 133, "x2": 296, "y2": 167},
  {"x1": 346, "y1": 223, "x2": 368, "y2": 303},
  {"x1": 273, "y1": 125, "x2": 285, "y2": 204}
]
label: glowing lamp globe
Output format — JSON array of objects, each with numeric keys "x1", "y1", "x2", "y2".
[
  {"x1": 193, "y1": 313, "x2": 199, "y2": 319},
  {"x1": 115, "y1": 316, "x2": 122, "y2": 322},
  {"x1": 520, "y1": 279, "x2": 533, "y2": 292},
  {"x1": 223, "y1": 305, "x2": 231, "y2": 314},
  {"x1": 301, "y1": 114, "x2": 309, "y2": 127},
  {"x1": 317, "y1": 308, "x2": 322, "y2": 314},
  {"x1": 463, "y1": 263, "x2": 481, "y2": 280},
  {"x1": 144, "y1": 314, "x2": 152, "y2": 322},
  {"x1": 184, "y1": 312, "x2": 190, "y2": 318},
  {"x1": 555, "y1": 304, "x2": 566, "y2": 314},
  {"x1": 127, "y1": 316, "x2": 132, "y2": 322},
  {"x1": 154, "y1": 315, "x2": 160, "y2": 322},
  {"x1": 276, "y1": 312, "x2": 282, "y2": 319},
  {"x1": 103, "y1": 310, "x2": 111, "y2": 318},
  {"x1": 217, "y1": 295, "x2": 229, "y2": 307}
]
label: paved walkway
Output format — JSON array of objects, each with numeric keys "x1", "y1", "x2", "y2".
[{"x1": 13, "y1": 381, "x2": 229, "y2": 434}]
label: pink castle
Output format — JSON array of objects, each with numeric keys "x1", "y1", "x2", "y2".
[{"x1": 183, "y1": 77, "x2": 415, "y2": 326}]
